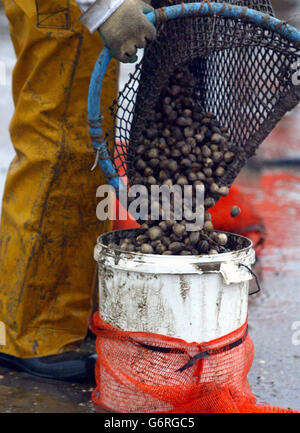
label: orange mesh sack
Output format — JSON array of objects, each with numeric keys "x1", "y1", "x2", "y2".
[{"x1": 90, "y1": 313, "x2": 297, "y2": 413}]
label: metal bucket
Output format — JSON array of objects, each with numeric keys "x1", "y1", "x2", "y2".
[{"x1": 94, "y1": 230, "x2": 256, "y2": 343}]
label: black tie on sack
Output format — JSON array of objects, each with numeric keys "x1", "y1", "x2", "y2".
[
  {"x1": 95, "y1": 324, "x2": 248, "y2": 373},
  {"x1": 176, "y1": 326, "x2": 248, "y2": 372},
  {"x1": 136, "y1": 326, "x2": 249, "y2": 373}
]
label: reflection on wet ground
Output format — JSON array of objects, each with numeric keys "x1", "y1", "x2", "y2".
[
  {"x1": 0, "y1": 368, "x2": 95, "y2": 413},
  {"x1": 0, "y1": 337, "x2": 109, "y2": 413},
  {"x1": 0, "y1": 0, "x2": 300, "y2": 413},
  {"x1": 238, "y1": 165, "x2": 300, "y2": 409}
]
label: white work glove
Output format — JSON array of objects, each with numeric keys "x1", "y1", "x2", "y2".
[{"x1": 79, "y1": 0, "x2": 157, "y2": 63}]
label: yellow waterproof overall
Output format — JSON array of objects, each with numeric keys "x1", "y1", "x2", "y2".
[{"x1": 0, "y1": 0, "x2": 118, "y2": 357}]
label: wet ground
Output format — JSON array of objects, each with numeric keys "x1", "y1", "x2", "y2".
[
  {"x1": 238, "y1": 166, "x2": 300, "y2": 409},
  {"x1": 0, "y1": 0, "x2": 300, "y2": 413}
]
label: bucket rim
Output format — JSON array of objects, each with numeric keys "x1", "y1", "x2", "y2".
[{"x1": 95, "y1": 229, "x2": 255, "y2": 272}]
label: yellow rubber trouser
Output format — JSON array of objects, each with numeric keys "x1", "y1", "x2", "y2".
[{"x1": 0, "y1": 0, "x2": 118, "y2": 357}]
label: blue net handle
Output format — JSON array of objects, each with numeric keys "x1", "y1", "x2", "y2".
[{"x1": 88, "y1": 2, "x2": 300, "y2": 193}]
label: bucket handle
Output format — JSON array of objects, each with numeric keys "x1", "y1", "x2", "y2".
[{"x1": 239, "y1": 263, "x2": 261, "y2": 296}]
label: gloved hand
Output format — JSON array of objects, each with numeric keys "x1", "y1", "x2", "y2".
[
  {"x1": 80, "y1": 0, "x2": 157, "y2": 63},
  {"x1": 101, "y1": 0, "x2": 156, "y2": 63}
]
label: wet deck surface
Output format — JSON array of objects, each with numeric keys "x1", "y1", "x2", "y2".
[
  {"x1": 239, "y1": 165, "x2": 300, "y2": 410},
  {"x1": 0, "y1": 1, "x2": 299, "y2": 413}
]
